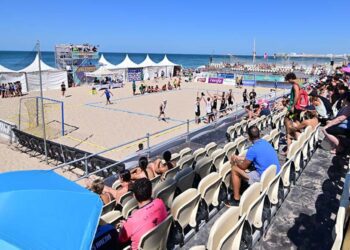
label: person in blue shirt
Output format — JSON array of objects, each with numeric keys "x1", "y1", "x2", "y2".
[
  {"x1": 226, "y1": 125, "x2": 280, "y2": 206},
  {"x1": 101, "y1": 88, "x2": 113, "y2": 105}
]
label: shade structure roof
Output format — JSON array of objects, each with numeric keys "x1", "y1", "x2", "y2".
[
  {"x1": 157, "y1": 55, "x2": 178, "y2": 66},
  {"x1": 85, "y1": 65, "x2": 115, "y2": 77},
  {"x1": 138, "y1": 54, "x2": 157, "y2": 67},
  {"x1": 98, "y1": 54, "x2": 117, "y2": 69},
  {"x1": 341, "y1": 66, "x2": 350, "y2": 73},
  {"x1": 0, "y1": 170, "x2": 102, "y2": 250},
  {"x1": 115, "y1": 54, "x2": 139, "y2": 69},
  {"x1": 19, "y1": 53, "x2": 57, "y2": 72},
  {"x1": 0, "y1": 64, "x2": 16, "y2": 73}
]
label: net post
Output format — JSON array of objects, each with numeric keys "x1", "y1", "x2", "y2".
[
  {"x1": 36, "y1": 97, "x2": 39, "y2": 127},
  {"x1": 18, "y1": 98, "x2": 22, "y2": 131}
]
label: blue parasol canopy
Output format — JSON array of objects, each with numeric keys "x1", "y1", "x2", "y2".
[{"x1": 0, "y1": 170, "x2": 102, "y2": 250}]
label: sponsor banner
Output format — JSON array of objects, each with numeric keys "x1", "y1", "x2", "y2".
[
  {"x1": 223, "y1": 78, "x2": 235, "y2": 85},
  {"x1": 243, "y1": 74, "x2": 256, "y2": 86},
  {"x1": 217, "y1": 73, "x2": 234, "y2": 79},
  {"x1": 128, "y1": 68, "x2": 143, "y2": 82},
  {"x1": 197, "y1": 77, "x2": 207, "y2": 83},
  {"x1": 208, "y1": 77, "x2": 224, "y2": 84}
]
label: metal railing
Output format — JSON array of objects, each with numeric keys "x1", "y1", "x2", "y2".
[{"x1": 50, "y1": 88, "x2": 287, "y2": 181}]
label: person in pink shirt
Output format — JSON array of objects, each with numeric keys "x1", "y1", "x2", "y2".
[{"x1": 118, "y1": 178, "x2": 167, "y2": 249}]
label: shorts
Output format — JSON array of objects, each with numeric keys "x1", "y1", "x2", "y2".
[
  {"x1": 288, "y1": 109, "x2": 302, "y2": 121},
  {"x1": 326, "y1": 126, "x2": 350, "y2": 137},
  {"x1": 195, "y1": 111, "x2": 200, "y2": 117},
  {"x1": 247, "y1": 170, "x2": 261, "y2": 185}
]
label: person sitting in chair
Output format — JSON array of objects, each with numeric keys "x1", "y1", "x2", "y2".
[{"x1": 226, "y1": 125, "x2": 280, "y2": 206}]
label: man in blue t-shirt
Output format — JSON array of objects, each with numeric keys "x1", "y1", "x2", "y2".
[{"x1": 226, "y1": 125, "x2": 280, "y2": 206}]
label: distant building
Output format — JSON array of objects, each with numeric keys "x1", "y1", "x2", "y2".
[{"x1": 55, "y1": 44, "x2": 99, "y2": 85}]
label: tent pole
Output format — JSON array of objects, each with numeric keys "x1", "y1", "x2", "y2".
[{"x1": 37, "y1": 41, "x2": 48, "y2": 164}]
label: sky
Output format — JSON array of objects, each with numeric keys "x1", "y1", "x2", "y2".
[{"x1": 0, "y1": 0, "x2": 349, "y2": 55}]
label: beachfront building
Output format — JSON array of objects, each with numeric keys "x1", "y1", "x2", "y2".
[{"x1": 55, "y1": 44, "x2": 99, "y2": 85}]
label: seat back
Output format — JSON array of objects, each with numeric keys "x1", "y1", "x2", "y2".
[
  {"x1": 280, "y1": 159, "x2": 293, "y2": 188},
  {"x1": 150, "y1": 175, "x2": 161, "y2": 189},
  {"x1": 171, "y1": 153, "x2": 180, "y2": 163},
  {"x1": 267, "y1": 172, "x2": 281, "y2": 205},
  {"x1": 195, "y1": 157, "x2": 213, "y2": 179},
  {"x1": 193, "y1": 148, "x2": 206, "y2": 162},
  {"x1": 175, "y1": 167, "x2": 195, "y2": 193},
  {"x1": 224, "y1": 142, "x2": 237, "y2": 160},
  {"x1": 205, "y1": 142, "x2": 217, "y2": 156},
  {"x1": 243, "y1": 182, "x2": 266, "y2": 229},
  {"x1": 239, "y1": 182, "x2": 262, "y2": 216},
  {"x1": 122, "y1": 197, "x2": 138, "y2": 218},
  {"x1": 287, "y1": 140, "x2": 302, "y2": 172},
  {"x1": 176, "y1": 155, "x2": 194, "y2": 169},
  {"x1": 111, "y1": 180, "x2": 121, "y2": 190},
  {"x1": 138, "y1": 215, "x2": 173, "y2": 250},
  {"x1": 219, "y1": 161, "x2": 231, "y2": 189},
  {"x1": 260, "y1": 165, "x2": 277, "y2": 192},
  {"x1": 235, "y1": 136, "x2": 246, "y2": 155},
  {"x1": 206, "y1": 207, "x2": 245, "y2": 250},
  {"x1": 211, "y1": 148, "x2": 226, "y2": 171},
  {"x1": 270, "y1": 128, "x2": 280, "y2": 150},
  {"x1": 119, "y1": 191, "x2": 134, "y2": 206},
  {"x1": 171, "y1": 188, "x2": 200, "y2": 228},
  {"x1": 153, "y1": 178, "x2": 177, "y2": 208},
  {"x1": 163, "y1": 165, "x2": 180, "y2": 180},
  {"x1": 198, "y1": 172, "x2": 222, "y2": 207},
  {"x1": 102, "y1": 200, "x2": 116, "y2": 215},
  {"x1": 179, "y1": 147, "x2": 192, "y2": 158}
]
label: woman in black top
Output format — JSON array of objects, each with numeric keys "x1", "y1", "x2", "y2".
[
  {"x1": 219, "y1": 92, "x2": 227, "y2": 116},
  {"x1": 243, "y1": 89, "x2": 248, "y2": 103},
  {"x1": 61, "y1": 82, "x2": 66, "y2": 97}
]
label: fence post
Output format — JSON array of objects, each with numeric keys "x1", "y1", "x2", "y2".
[
  {"x1": 186, "y1": 119, "x2": 190, "y2": 142},
  {"x1": 146, "y1": 133, "x2": 150, "y2": 150},
  {"x1": 84, "y1": 153, "x2": 88, "y2": 178}
]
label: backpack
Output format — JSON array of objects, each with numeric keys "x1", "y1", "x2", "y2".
[{"x1": 295, "y1": 84, "x2": 309, "y2": 110}]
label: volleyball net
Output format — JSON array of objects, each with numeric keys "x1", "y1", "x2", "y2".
[{"x1": 18, "y1": 97, "x2": 64, "y2": 139}]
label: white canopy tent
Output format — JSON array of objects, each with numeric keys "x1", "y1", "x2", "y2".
[
  {"x1": 138, "y1": 54, "x2": 159, "y2": 80},
  {"x1": 0, "y1": 65, "x2": 28, "y2": 93},
  {"x1": 98, "y1": 54, "x2": 117, "y2": 69},
  {"x1": 18, "y1": 53, "x2": 68, "y2": 91},
  {"x1": 85, "y1": 65, "x2": 115, "y2": 77},
  {"x1": 156, "y1": 55, "x2": 179, "y2": 78},
  {"x1": 114, "y1": 54, "x2": 141, "y2": 82}
]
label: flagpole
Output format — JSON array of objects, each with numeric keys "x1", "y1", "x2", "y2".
[
  {"x1": 253, "y1": 39, "x2": 256, "y2": 65},
  {"x1": 37, "y1": 40, "x2": 48, "y2": 163}
]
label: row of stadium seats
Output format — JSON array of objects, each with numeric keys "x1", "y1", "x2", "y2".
[
  {"x1": 104, "y1": 110, "x2": 321, "y2": 249},
  {"x1": 332, "y1": 161, "x2": 350, "y2": 250}
]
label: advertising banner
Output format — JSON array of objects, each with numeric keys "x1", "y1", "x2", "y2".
[
  {"x1": 208, "y1": 77, "x2": 224, "y2": 84},
  {"x1": 197, "y1": 77, "x2": 207, "y2": 83},
  {"x1": 242, "y1": 74, "x2": 256, "y2": 86},
  {"x1": 223, "y1": 78, "x2": 235, "y2": 85},
  {"x1": 128, "y1": 68, "x2": 143, "y2": 82},
  {"x1": 217, "y1": 73, "x2": 234, "y2": 79}
]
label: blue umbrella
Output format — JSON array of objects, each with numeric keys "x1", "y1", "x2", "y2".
[{"x1": 0, "y1": 170, "x2": 103, "y2": 250}]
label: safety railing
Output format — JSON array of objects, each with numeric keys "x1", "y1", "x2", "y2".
[{"x1": 0, "y1": 119, "x2": 17, "y2": 143}]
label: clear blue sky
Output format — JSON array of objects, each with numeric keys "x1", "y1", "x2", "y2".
[{"x1": 1, "y1": 0, "x2": 349, "y2": 55}]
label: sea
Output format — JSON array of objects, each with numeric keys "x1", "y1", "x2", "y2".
[{"x1": 0, "y1": 51, "x2": 343, "y2": 71}]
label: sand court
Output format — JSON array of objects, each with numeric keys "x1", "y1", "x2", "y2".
[{"x1": 0, "y1": 79, "x2": 276, "y2": 161}]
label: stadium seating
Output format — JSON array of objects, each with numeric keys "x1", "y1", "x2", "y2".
[
  {"x1": 210, "y1": 148, "x2": 226, "y2": 171},
  {"x1": 175, "y1": 167, "x2": 195, "y2": 193},
  {"x1": 153, "y1": 178, "x2": 177, "y2": 208},
  {"x1": 205, "y1": 142, "x2": 217, "y2": 157},
  {"x1": 193, "y1": 148, "x2": 206, "y2": 162},
  {"x1": 138, "y1": 214, "x2": 173, "y2": 250},
  {"x1": 179, "y1": 147, "x2": 193, "y2": 158},
  {"x1": 176, "y1": 155, "x2": 194, "y2": 169}
]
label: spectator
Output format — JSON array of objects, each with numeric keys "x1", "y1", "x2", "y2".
[
  {"x1": 118, "y1": 178, "x2": 167, "y2": 250},
  {"x1": 322, "y1": 92, "x2": 350, "y2": 154},
  {"x1": 249, "y1": 88, "x2": 257, "y2": 105},
  {"x1": 226, "y1": 126, "x2": 280, "y2": 206},
  {"x1": 103, "y1": 170, "x2": 132, "y2": 203},
  {"x1": 289, "y1": 108, "x2": 319, "y2": 142},
  {"x1": 151, "y1": 150, "x2": 174, "y2": 176},
  {"x1": 130, "y1": 156, "x2": 155, "y2": 180},
  {"x1": 89, "y1": 179, "x2": 113, "y2": 205}
]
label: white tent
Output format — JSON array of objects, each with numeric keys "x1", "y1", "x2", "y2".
[
  {"x1": 98, "y1": 54, "x2": 117, "y2": 69},
  {"x1": 85, "y1": 65, "x2": 115, "y2": 77},
  {"x1": 156, "y1": 55, "x2": 179, "y2": 78},
  {"x1": 0, "y1": 65, "x2": 28, "y2": 93},
  {"x1": 139, "y1": 54, "x2": 161, "y2": 80},
  {"x1": 18, "y1": 53, "x2": 68, "y2": 91},
  {"x1": 115, "y1": 54, "x2": 139, "y2": 69}
]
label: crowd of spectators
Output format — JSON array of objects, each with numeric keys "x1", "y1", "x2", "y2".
[{"x1": 0, "y1": 82, "x2": 23, "y2": 98}]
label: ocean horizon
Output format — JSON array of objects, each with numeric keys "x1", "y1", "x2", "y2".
[{"x1": 0, "y1": 50, "x2": 341, "y2": 71}]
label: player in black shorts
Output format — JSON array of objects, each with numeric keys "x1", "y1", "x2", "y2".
[{"x1": 195, "y1": 93, "x2": 204, "y2": 124}]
